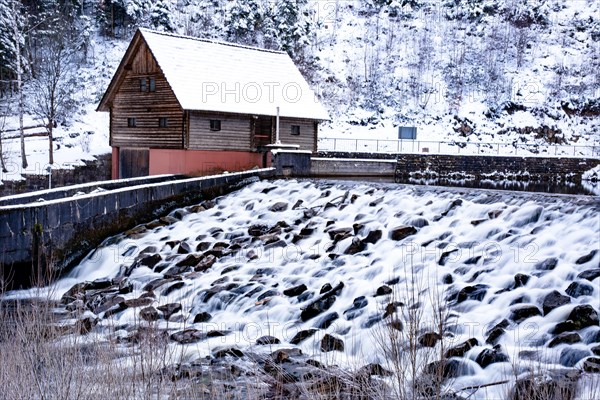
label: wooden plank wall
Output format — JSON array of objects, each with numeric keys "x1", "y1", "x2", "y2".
[
  {"x1": 188, "y1": 112, "x2": 252, "y2": 151},
  {"x1": 111, "y1": 41, "x2": 183, "y2": 149},
  {"x1": 278, "y1": 118, "x2": 317, "y2": 151}
]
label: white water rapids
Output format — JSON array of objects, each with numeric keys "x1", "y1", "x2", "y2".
[{"x1": 12, "y1": 179, "x2": 600, "y2": 398}]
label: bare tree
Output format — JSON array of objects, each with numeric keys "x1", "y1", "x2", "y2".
[
  {"x1": 3, "y1": 0, "x2": 28, "y2": 168},
  {"x1": 30, "y1": 34, "x2": 76, "y2": 165}
]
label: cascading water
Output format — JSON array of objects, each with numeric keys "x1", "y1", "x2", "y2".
[{"x1": 9, "y1": 179, "x2": 600, "y2": 398}]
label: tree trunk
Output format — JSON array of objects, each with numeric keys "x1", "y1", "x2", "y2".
[
  {"x1": 48, "y1": 122, "x2": 54, "y2": 165},
  {"x1": 11, "y1": 0, "x2": 27, "y2": 169}
]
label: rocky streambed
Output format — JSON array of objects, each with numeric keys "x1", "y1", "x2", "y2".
[{"x1": 5, "y1": 179, "x2": 600, "y2": 399}]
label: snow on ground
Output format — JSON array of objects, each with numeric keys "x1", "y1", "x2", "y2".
[{"x1": 0, "y1": 37, "x2": 126, "y2": 185}]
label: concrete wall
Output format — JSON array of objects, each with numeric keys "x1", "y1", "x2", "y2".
[
  {"x1": 312, "y1": 152, "x2": 600, "y2": 182},
  {"x1": 148, "y1": 149, "x2": 266, "y2": 176},
  {"x1": 0, "y1": 168, "x2": 275, "y2": 289},
  {"x1": 312, "y1": 157, "x2": 396, "y2": 177}
]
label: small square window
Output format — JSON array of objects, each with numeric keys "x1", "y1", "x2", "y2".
[
  {"x1": 159, "y1": 117, "x2": 168, "y2": 128},
  {"x1": 149, "y1": 77, "x2": 156, "y2": 92},
  {"x1": 210, "y1": 119, "x2": 221, "y2": 131},
  {"x1": 127, "y1": 117, "x2": 137, "y2": 127},
  {"x1": 291, "y1": 125, "x2": 300, "y2": 136},
  {"x1": 140, "y1": 78, "x2": 147, "y2": 92}
]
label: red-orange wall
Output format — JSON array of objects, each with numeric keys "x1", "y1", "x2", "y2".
[{"x1": 148, "y1": 149, "x2": 266, "y2": 176}]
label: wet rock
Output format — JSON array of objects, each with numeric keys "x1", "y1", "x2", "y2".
[
  {"x1": 61, "y1": 282, "x2": 88, "y2": 304},
  {"x1": 445, "y1": 338, "x2": 479, "y2": 358},
  {"x1": 542, "y1": 290, "x2": 571, "y2": 315},
  {"x1": 194, "y1": 254, "x2": 217, "y2": 272},
  {"x1": 509, "y1": 369, "x2": 581, "y2": 400},
  {"x1": 559, "y1": 348, "x2": 591, "y2": 367},
  {"x1": 328, "y1": 227, "x2": 353, "y2": 241},
  {"x1": 171, "y1": 329, "x2": 203, "y2": 344},
  {"x1": 256, "y1": 335, "x2": 281, "y2": 345},
  {"x1": 140, "y1": 306, "x2": 160, "y2": 322},
  {"x1": 475, "y1": 345, "x2": 509, "y2": 368},
  {"x1": 593, "y1": 346, "x2": 600, "y2": 356},
  {"x1": 576, "y1": 249, "x2": 598, "y2": 265},
  {"x1": 510, "y1": 304, "x2": 542, "y2": 323},
  {"x1": 143, "y1": 278, "x2": 177, "y2": 292},
  {"x1": 164, "y1": 264, "x2": 192, "y2": 277},
  {"x1": 196, "y1": 242, "x2": 211, "y2": 252},
  {"x1": 362, "y1": 314, "x2": 382, "y2": 328},
  {"x1": 213, "y1": 347, "x2": 244, "y2": 358},
  {"x1": 565, "y1": 305, "x2": 599, "y2": 330},
  {"x1": 383, "y1": 302, "x2": 401, "y2": 318},
  {"x1": 343, "y1": 296, "x2": 368, "y2": 320},
  {"x1": 248, "y1": 224, "x2": 270, "y2": 237},
  {"x1": 135, "y1": 253, "x2": 164, "y2": 270},
  {"x1": 442, "y1": 274, "x2": 454, "y2": 284},
  {"x1": 193, "y1": 312, "x2": 212, "y2": 323},
  {"x1": 162, "y1": 281, "x2": 185, "y2": 296},
  {"x1": 565, "y1": 281, "x2": 594, "y2": 298},
  {"x1": 535, "y1": 257, "x2": 559, "y2": 271},
  {"x1": 456, "y1": 284, "x2": 489, "y2": 303},
  {"x1": 301, "y1": 296, "x2": 336, "y2": 321},
  {"x1": 419, "y1": 332, "x2": 442, "y2": 347},
  {"x1": 583, "y1": 357, "x2": 600, "y2": 373},
  {"x1": 548, "y1": 332, "x2": 582, "y2": 348},
  {"x1": 176, "y1": 254, "x2": 203, "y2": 267},
  {"x1": 283, "y1": 284, "x2": 307, "y2": 297},
  {"x1": 577, "y1": 268, "x2": 600, "y2": 282},
  {"x1": 363, "y1": 230, "x2": 383, "y2": 245},
  {"x1": 438, "y1": 249, "x2": 459, "y2": 266},
  {"x1": 514, "y1": 273, "x2": 530, "y2": 288},
  {"x1": 411, "y1": 217, "x2": 429, "y2": 228},
  {"x1": 389, "y1": 226, "x2": 417, "y2": 241},
  {"x1": 389, "y1": 319, "x2": 404, "y2": 331},
  {"x1": 486, "y1": 327, "x2": 506, "y2": 345},
  {"x1": 423, "y1": 358, "x2": 470, "y2": 379},
  {"x1": 290, "y1": 329, "x2": 317, "y2": 345},
  {"x1": 320, "y1": 283, "x2": 332, "y2": 294},
  {"x1": 345, "y1": 237, "x2": 366, "y2": 255},
  {"x1": 375, "y1": 285, "x2": 392, "y2": 297},
  {"x1": 124, "y1": 297, "x2": 154, "y2": 308},
  {"x1": 257, "y1": 289, "x2": 279, "y2": 302},
  {"x1": 321, "y1": 334, "x2": 344, "y2": 352},
  {"x1": 317, "y1": 312, "x2": 339, "y2": 329},
  {"x1": 177, "y1": 242, "x2": 193, "y2": 254},
  {"x1": 157, "y1": 303, "x2": 182, "y2": 320},
  {"x1": 358, "y1": 363, "x2": 393, "y2": 377}
]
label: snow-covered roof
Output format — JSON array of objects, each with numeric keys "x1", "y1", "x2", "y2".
[{"x1": 99, "y1": 29, "x2": 329, "y2": 120}]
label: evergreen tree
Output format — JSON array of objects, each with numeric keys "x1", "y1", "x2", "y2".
[
  {"x1": 225, "y1": 0, "x2": 265, "y2": 46},
  {"x1": 272, "y1": 0, "x2": 314, "y2": 60},
  {"x1": 150, "y1": 0, "x2": 176, "y2": 32}
]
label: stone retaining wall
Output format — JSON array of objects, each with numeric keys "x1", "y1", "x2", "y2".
[
  {"x1": 0, "y1": 154, "x2": 112, "y2": 197},
  {"x1": 313, "y1": 152, "x2": 600, "y2": 182},
  {"x1": 0, "y1": 168, "x2": 275, "y2": 289}
]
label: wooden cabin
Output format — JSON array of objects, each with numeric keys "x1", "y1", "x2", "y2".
[{"x1": 97, "y1": 28, "x2": 329, "y2": 179}]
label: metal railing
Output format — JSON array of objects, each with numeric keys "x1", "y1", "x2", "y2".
[{"x1": 318, "y1": 137, "x2": 600, "y2": 158}]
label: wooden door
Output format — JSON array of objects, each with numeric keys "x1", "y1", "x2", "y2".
[
  {"x1": 119, "y1": 148, "x2": 149, "y2": 178},
  {"x1": 253, "y1": 116, "x2": 272, "y2": 148}
]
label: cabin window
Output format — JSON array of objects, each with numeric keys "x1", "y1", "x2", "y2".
[
  {"x1": 210, "y1": 119, "x2": 221, "y2": 131},
  {"x1": 159, "y1": 117, "x2": 168, "y2": 128},
  {"x1": 291, "y1": 125, "x2": 300, "y2": 136},
  {"x1": 127, "y1": 117, "x2": 137, "y2": 127},
  {"x1": 140, "y1": 77, "x2": 156, "y2": 92}
]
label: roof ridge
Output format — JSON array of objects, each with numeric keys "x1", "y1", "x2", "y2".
[{"x1": 138, "y1": 28, "x2": 286, "y2": 55}]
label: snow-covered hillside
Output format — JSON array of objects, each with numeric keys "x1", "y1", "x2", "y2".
[{"x1": 1, "y1": 0, "x2": 599, "y2": 184}]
